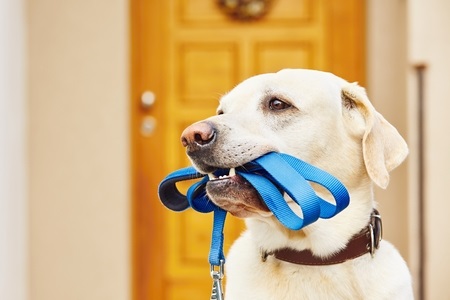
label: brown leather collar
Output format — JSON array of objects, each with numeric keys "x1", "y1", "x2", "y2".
[{"x1": 261, "y1": 210, "x2": 383, "y2": 266}]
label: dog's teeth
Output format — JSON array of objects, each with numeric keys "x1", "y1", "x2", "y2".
[{"x1": 208, "y1": 168, "x2": 236, "y2": 181}]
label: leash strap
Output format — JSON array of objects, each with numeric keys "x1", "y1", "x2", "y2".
[
  {"x1": 209, "y1": 208, "x2": 227, "y2": 266},
  {"x1": 158, "y1": 152, "x2": 350, "y2": 266}
]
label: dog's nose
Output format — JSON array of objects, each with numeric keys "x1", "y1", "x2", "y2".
[{"x1": 181, "y1": 121, "x2": 216, "y2": 149}]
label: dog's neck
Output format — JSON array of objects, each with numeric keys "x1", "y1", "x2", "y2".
[{"x1": 245, "y1": 181, "x2": 375, "y2": 258}]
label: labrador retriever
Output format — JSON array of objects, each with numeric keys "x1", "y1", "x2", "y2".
[{"x1": 181, "y1": 69, "x2": 413, "y2": 299}]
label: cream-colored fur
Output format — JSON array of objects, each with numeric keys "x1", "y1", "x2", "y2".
[{"x1": 182, "y1": 69, "x2": 413, "y2": 299}]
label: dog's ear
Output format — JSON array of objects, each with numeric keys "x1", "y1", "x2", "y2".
[{"x1": 341, "y1": 83, "x2": 408, "y2": 189}]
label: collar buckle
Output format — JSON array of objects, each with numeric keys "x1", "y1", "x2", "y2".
[{"x1": 369, "y1": 210, "x2": 383, "y2": 257}]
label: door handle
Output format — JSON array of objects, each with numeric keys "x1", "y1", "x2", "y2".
[{"x1": 141, "y1": 91, "x2": 156, "y2": 110}]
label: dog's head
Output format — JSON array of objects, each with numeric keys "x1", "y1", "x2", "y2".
[{"x1": 181, "y1": 69, "x2": 408, "y2": 218}]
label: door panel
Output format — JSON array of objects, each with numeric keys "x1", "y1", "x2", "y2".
[{"x1": 131, "y1": 1, "x2": 365, "y2": 299}]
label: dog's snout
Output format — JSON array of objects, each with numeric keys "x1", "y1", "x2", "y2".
[{"x1": 181, "y1": 121, "x2": 216, "y2": 149}]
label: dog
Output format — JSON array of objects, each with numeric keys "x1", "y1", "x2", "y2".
[{"x1": 180, "y1": 69, "x2": 413, "y2": 299}]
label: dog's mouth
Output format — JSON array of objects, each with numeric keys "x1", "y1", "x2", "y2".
[{"x1": 205, "y1": 166, "x2": 272, "y2": 218}]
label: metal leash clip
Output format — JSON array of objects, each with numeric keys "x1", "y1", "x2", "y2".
[{"x1": 210, "y1": 260, "x2": 225, "y2": 300}]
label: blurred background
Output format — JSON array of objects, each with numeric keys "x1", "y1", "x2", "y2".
[{"x1": 1, "y1": 0, "x2": 449, "y2": 299}]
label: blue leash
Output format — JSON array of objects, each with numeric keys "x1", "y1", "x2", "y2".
[{"x1": 158, "y1": 152, "x2": 350, "y2": 266}]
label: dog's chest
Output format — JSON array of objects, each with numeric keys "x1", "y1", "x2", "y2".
[{"x1": 225, "y1": 234, "x2": 368, "y2": 299}]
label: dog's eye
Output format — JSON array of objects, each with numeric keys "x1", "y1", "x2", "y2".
[
  {"x1": 217, "y1": 110, "x2": 224, "y2": 115},
  {"x1": 269, "y1": 98, "x2": 291, "y2": 111}
]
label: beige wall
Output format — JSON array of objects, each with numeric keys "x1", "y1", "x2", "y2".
[
  {"x1": 367, "y1": 0, "x2": 450, "y2": 298},
  {"x1": 366, "y1": 0, "x2": 409, "y2": 262},
  {"x1": 408, "y1": 0, "x2": 450, "y2": 299},
  {"x1": 29, "y1": 1, "x2": 130, "y2": 299},
  {"x1": 368, "y1": 0, "x2": 450, "y2": 299}
]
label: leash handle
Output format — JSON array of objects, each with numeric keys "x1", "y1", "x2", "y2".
[{"x1": 158, "y1": 152, "x2": 350, "y2": 267}]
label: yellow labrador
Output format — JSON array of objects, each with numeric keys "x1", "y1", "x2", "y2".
[{"x1": 181, "y1": 69, "x2": 413, "y2": 299}]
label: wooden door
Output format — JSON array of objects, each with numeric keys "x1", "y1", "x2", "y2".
[{"x1": 131, "y1": 0, "x2": 365, "y2": 299}]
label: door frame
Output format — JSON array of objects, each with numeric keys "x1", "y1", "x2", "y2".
[
  {"x1": 130, "y1": 0, "x2": 166, "y2": 299},
  {"x1": 130, "y1": 1, "x2": 365, "y2": 299}
]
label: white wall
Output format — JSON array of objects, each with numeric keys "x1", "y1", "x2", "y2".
[
  {"x1": 29, "y1": 1, "x2": 130, "y2": 299},
  {"x1": 0, "y1": 0, "x2": 28, "y2": 299},
  {"x1": 408, "y1": 0, "x2": 450, "y2": 299}
]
